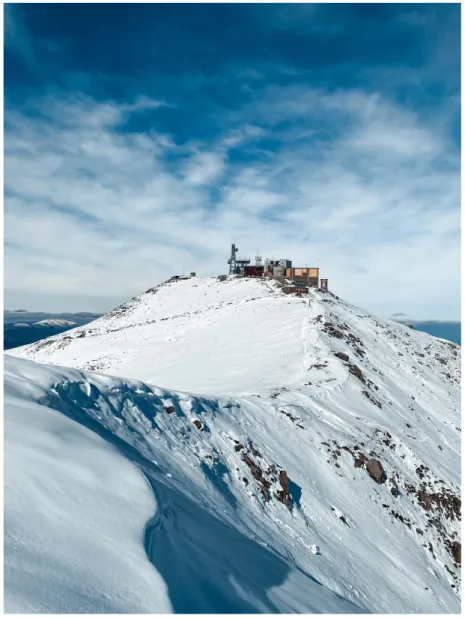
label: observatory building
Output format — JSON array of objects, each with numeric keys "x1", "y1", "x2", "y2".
[{"x1": 226, "y1": 244, "x2": 329, "y2": 293}]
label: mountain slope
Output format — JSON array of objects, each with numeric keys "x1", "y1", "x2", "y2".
[
  {"x1": 5, "y1": 276, "x2": 461, "y2": 612},
  {"x1": 5, "y1": 356, "x2": 365, "y2": 614}
]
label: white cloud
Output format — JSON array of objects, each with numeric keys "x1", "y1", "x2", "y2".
[
  {"x1": 184, "y1": 151, "x2": 226, "y2": 185},
  {"x1": 4, "y1": 87, "x2": 460, "y2": 319}
]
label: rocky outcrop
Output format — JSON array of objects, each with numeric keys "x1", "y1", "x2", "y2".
[
  {"x1": 451, "y1": 541, "x2": 461, "y2": 565},
  {"x1": 275, "y1": 470, "x2": 292, "y2": 510},
  {"x1": 366, "y1": 458, "x2": 387, "y2": 484}
]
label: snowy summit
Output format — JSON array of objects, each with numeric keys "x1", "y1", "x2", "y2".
[
  {"x1": 5, "y1": 275, "x2": 461, "y2": 613},
  {"x1": 33, "y1": 319, "x2": 78, "y2": 328}
]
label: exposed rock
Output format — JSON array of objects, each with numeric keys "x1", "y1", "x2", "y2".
[
  {"x1": 354, "y1": 452, "x2": 368, "y2": 468},
  {"x1": 366, "y1": 458, "x2": 387, "y2": 484},
  {"x1": 164, "y1": 405, "x2": 175, "y2": 414},
  {"x1": 451, "y1": 541, "x2": 461, "y2": 565},
  {"x1": 348, "y1": 364, "x2": 365, "y2": 383},
  {"x1": 390, "y1": 510, "x2": 412, "y2": 528},
  {"x1": 416, "y1": 487, "x2": 460, "y2": 520},
  {"x1": 234, "y1": 443, "x2": 244, "y2": 452},
  {"x1": 362, "y1": 390, "x2": 382, "y2": 408},
  {"x1": 275, "y1": 470, "x2": 292, "y2": 510},
  {"x1": 279, "y1": 470, "x2": 289, "y2": 493},
  {"x1": 322, "y1": 323, "x2": 344, "y2": 339},
  {"x1": 334, "y1": 352, "x2": 349, "y2": 362},
  {"x1": 390, "y1": 478, "x2": 400, "y2": 496},
  {"x1": 250, "y1": 445, "x2": 262, "y2": 458},
  {"x1": 193, "y1": 419, "x2": 203, "y2": 430}
]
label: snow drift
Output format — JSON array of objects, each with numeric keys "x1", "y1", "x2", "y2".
[{"x1": 5, "y1": 275, "x2": 461, "y2": 613}]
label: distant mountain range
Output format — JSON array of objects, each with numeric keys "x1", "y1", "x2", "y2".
[
  {"x1": 391, "y1": 318, "x2": 461, "y2": 345},
  {"x1": 4, "y1": 311, "x2": 102, "y2": 350}
]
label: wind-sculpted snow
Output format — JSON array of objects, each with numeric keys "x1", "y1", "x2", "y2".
[
  {"x1": 5, "y1": 276, "x2": 461, "y2": 613},
  {"x1": 5, "y1": 356, "x2": 364, "y2": 614}
]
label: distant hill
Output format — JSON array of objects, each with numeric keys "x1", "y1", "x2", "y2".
[
  {"x1": 34, "y1": 319, "x2": 78, "y2": 328},
  {"x1": 4, "y1": 311, "x2": 102, "y2": 350},
  {"x1": 393, "y1": 320, "x2": 461, "y2": 345}
]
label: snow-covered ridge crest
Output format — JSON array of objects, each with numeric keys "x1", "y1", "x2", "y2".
[
  {"x1": 5, "y1": 276, "x2": 461, "y2": 612},
  {"x1": 33, "y1": 318, "x2": 78, "y2": 327},
  {"x1": 8, "y1": 275, "x2": 460, "y2": 395}
]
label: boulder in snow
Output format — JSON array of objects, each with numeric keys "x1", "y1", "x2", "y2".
[{"x1": 366, "y1": 458, "x2": 387, "y2": 484}]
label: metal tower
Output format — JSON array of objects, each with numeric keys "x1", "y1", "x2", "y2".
[{"x1": 228, "y1": 243, "x2": 238, "y2": 275}]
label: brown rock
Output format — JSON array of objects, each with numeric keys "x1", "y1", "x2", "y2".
[
  {"x1": 279, "y1": 470, "x2": 289, "y2": 493},
  {"x1": 390, "y1": 478, "x2": 400, "y2": 496},
  {"x1": 348, "y1": 364, "x2": 365, "y2": 382},
  {"x1": 366, "y1": 458, "x2": 387, "y2": 484},
  {"x1": 193, "y1": 420, "x2": 203, "y2": 430},
  {"x1": 164, "y1": 405, "x2": 175, "y2": 414},
  {"x1": 451, "y1": 541, "x2": 461, "y2": 565},
  {"x1": 335, "y1": 352, "x2": 349, "y2": 362},
  {"x1": 259, "y1": 484, "x2": 270, "y2": 502},
  {"x1": 275, "y1": 470, "x2": 292, "y2": 510},
  {"x1": 354, "y1": 453, "x2": 368, "y2": 468}
]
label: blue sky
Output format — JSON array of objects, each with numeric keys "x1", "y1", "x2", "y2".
[{"x1": 4, "y1": 3, "x2": 461, "y2": 319}]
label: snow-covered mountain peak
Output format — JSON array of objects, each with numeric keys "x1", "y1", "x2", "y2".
[
  {"x1": 5, "y1": 275, "x2": 461, "y2": 613},
  {"x1": 8, "y1": 275, "x2": 460, "y2": 398}
]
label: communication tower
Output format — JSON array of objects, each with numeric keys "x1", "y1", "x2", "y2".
[{"x1": 228, "y1": 243, "x2": 238, "y2": 275}]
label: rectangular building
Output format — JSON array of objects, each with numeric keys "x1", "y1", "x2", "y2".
[{"x1": 285, "y1": 267, "x2": 319, "y2": 287}]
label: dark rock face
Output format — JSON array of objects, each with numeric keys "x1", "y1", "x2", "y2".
[
  {"x1": 354, "y1": 453, "x2": 368, "y2": 468},
  {"x1": 334, "y1": 352, "x2": 349, "y2": 362},
  {"x1": 164, "y1": 405, "x2": 175, "y2": 414},
  {"x1": 348, "y1": 364, "x2": 365, "y2": 382},
  {"x1": 275, "y1": 470, "x2": 292, "y2": 510},
  {"x1": 193, "y1": 420, "x2": 203, "y2": 430},
  {"x1": 279, "y1": 470, "x2": 289, "y2": 493},
  {"x1": 322, "y1": 323, "x2": 344, "y2": 339},
  {"x1": 241, "y1": 453, "x2": 271, "y2": 503},
  {"x1": 390, "y1": 479, "x2": 400, "y2": 496},
  {"x1": 414, "y1": 487, "x2": 461, "y2": 521},
  {"x1": 366, "y1": 458, "x2": 387, "y2": 484},
  {"x1": 451, "y1": 542, "x2": 461, "y2": 565}
]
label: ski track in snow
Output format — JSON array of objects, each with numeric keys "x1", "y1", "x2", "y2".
[{"x1": 5, "y1": 275, "x2": 461, "y2": 613}]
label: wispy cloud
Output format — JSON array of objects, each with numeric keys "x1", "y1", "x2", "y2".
[
  {"x1": 4, "y1": 80, "x2": 460, "y2": 318},
  {"x1": 3, "y1": 4, "x2": 460, "y2": 318}
]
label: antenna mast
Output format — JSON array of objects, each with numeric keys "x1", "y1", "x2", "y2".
[{"x1": 228, "y1": 243, "x2": 238, "y2": 275}]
